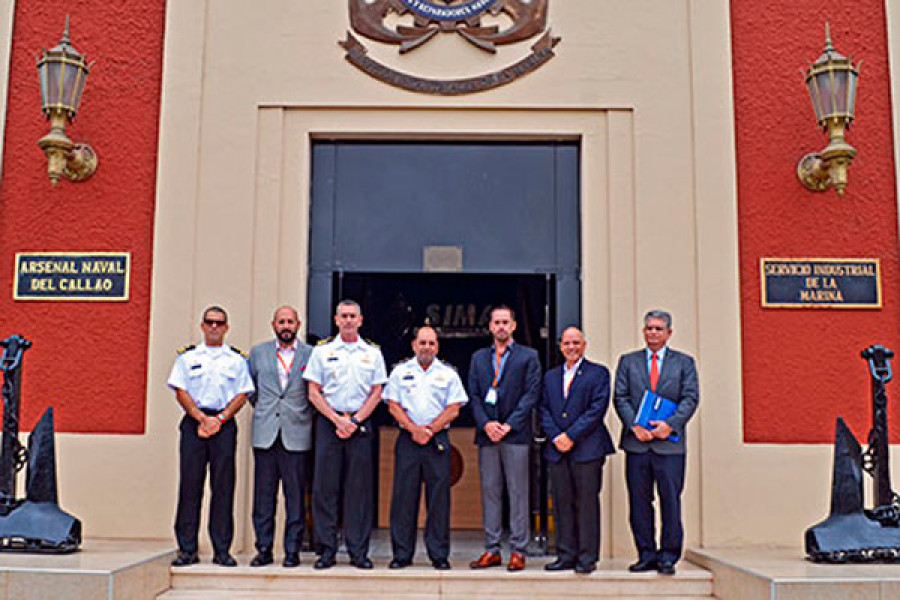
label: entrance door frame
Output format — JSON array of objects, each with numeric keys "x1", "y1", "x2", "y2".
[{"x1": 247, "y1": 105, "x2": 651, "y2": 558}]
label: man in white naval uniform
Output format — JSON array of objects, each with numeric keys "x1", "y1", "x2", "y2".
[
  {"x1": 168, "y1": 305, "x2": 254, "y2": 568},
  {"x1": 303, "y1": 299, "x2": 387, "y2": 570},
  {"x1": 384, "y1": 326, "x2": 468, "y2": 570}
]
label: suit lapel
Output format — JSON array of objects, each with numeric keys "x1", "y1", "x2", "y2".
[
  {"x1": 270, "y1": 341, "x2": 286, "y2": 392},
  {"x1": 657, "y1": 349, "x2": 674, "y2": 389},
  {"x1": 637, "y1": 350, "x2": 651, "y2": 390},
  {"x1": 562, "y1": 360, "x2": 585, "y2": 406}
]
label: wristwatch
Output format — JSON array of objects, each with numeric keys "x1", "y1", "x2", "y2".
[{"x1": 349, "y1": 415, "x2": 360, "y2": 426}]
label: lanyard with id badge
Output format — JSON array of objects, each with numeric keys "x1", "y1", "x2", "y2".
[{"x1": 486, "y1": 347, "x2": 507, "y2": 407}]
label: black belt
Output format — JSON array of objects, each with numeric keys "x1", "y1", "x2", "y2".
[{"x1": 200, "y1": 408, "x2": 221, "y2": 416}]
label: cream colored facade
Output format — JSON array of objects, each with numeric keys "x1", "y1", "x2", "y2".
[{"x1": 5, "y1": 0, "x2": 900, "y2": 557}]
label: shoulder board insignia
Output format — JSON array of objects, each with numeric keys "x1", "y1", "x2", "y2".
[
  {"x1": 230, "y1": 346, "x2": 248, "y2": 359},
  {"x1": 391, "y1": 357, "x2": 412, "y2": 370},
  {"x1": 176, "y1": 344, "x2": 195, "y2": 355},
  {"x1": 443, "y1": 362, "x2": 460, "y2": 373},
  {"x1": 317, "y1": 336, "x2": 334, "y2": 346},
  {"x1": 365, "y1": 338, "x2": 380, "y2": 348}
]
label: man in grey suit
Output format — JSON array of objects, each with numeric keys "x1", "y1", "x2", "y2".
[
  {"x1": 247, "y1": 306, "x2": 313, "y2": 568},
  {"x1": 613, "y1": 310, "x2": 699, "y2": 576}
]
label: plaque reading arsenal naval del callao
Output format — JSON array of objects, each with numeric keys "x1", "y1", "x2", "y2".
[{"x1": 14, "y1": 252, "x2": 131, "y2": 301}]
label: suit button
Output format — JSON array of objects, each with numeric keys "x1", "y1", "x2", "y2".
[{"x1": 562, "y1": 412, "x2": 568, "y2": 418}]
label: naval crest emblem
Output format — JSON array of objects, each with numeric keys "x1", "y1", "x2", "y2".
[{"x1": 340, "y1": 0, "x2": 561, "y2": 95}]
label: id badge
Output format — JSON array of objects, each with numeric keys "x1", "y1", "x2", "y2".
[{"x1": 485, "y1": 387, "x2": 498, "y2": 406}]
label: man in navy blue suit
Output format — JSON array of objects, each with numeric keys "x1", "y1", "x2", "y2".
[
  {"x1": 468, "y1": 306, "x2": 541, "y2": 572},
  {"x1": 539, "y1": 326, "x2": 615, "y2": 574},
  {"x1": 613, "y1": 310, "x2": 699, "y2": 576}
]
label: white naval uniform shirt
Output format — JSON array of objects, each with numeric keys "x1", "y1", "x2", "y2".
[
  {"x1": 383, "y1": 357, "x2": 468, "y2": 426},
  {"x1": 303, "y1": 337, "x2": 388, "y2": 413},
  {"x1": 167, "y1": 343, "x2": 255, "y2": 411}
]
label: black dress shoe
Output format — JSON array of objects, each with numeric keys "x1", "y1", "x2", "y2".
[
  {"x1": 575, "y1": 562, "x2": 596, "y2": 574},
  {"x1": 389, "y1": 559, "x2": 411, "y2": 569},
  {"x1": 351, "y1": 556, "x2": 373, "y2": 569},
  {"x1": 212, "y1": 553, "x2": 237, "y2": 567},
  {"x1": 314, "y1": 553, "x2": 336, "y2": 569},
  {"x1": 250, "y1": 551, "x2": 273, "y2": 567},
  {"x1": 283, "y1": 552, "x2": 300, "y2": 568},
  {"x1": 628, "y1": 558, "x2": 658, "y2": 572},
  {"x1": 657, "y1": 561, "x2": 676, "y2": 575},
  {"x1": 171, "y1": 551, "x2": 199, "y2": 567},
  {"x1": 432, "y1": 558, "x2": 451, "y2": 570},
  {"x1": 544, "y1": 558, "x2": 576, "y2": 571}
]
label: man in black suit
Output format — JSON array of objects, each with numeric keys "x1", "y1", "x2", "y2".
[
  {"x1": 468, "y1": 306, "x2": 541, "y2": 572},
  {"x1": 539, "y1": 327, "x2": 615, "y2": 574},
  {"x1": 613, "y1": 310, "x2": 699, "y2": 575}
]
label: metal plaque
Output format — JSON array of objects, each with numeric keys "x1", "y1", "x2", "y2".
[
  {"x1": 760, "y1": 257, "x2": 881, "y2": 309},
  {"x1": 13, "y1": 252, "x2": 131, "y2": 302}
]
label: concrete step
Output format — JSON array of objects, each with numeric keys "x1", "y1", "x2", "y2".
[
  {"x1": 160, "y1": 594, "x2": 715, "y2": 600},
  {"x1": 161, "y1": 556, "x2": 714, "y2": 599}
]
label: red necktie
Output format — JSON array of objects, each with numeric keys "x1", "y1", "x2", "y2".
[{"x1": 650, "y1": 352, "x2": 659, "y2": 391}]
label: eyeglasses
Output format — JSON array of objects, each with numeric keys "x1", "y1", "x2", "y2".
[{"x1": 204, "y1": 319, "x2": 227, "y2": 327}]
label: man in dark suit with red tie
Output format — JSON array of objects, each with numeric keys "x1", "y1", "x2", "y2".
[
  {"x1": 539, "y1": 327, "x2": 615, "y2": 574},
  {"x1": 613, "y1": 310, "x2": 699, "y2": 575}
]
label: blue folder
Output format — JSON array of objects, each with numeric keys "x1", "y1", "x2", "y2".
[{"x1": 634, "y1": 390, "x2": 680, "y2": 442}]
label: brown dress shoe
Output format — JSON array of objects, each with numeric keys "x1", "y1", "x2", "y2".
[
  {"x1": 469, "y1": 552, "x2": 502, "y2": 569},
  {"x1": 507, "y1": 552, "x2": 526, "y2": 571}
]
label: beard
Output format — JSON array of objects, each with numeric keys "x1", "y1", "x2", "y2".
[{"x1": 277, "y1": 328, "x2": 297, "y2": 344}]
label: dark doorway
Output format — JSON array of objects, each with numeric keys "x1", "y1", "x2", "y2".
[{"x1": 307, "y1": 140, "x2": 581, "y2": 546}]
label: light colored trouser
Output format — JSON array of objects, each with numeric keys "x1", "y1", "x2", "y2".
[{"x1": 478, "y1": 442, "x2": 530, "y2": 554}]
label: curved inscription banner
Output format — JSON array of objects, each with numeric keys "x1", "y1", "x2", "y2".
[
  {"x1": 341, "y1": 0, "x2": 561, "y2": 95},
  {"x1": 400, "y1": 0, "x2": 498, "y2": 21}
]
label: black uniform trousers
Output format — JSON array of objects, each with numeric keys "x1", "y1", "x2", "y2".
[
  {"x1": 312, "y1": 414, "x2": 375, "y2": 561},
  {"x1": 175, "y1": 412, "x2": 237, "y2": 555},
  {"x1": 389, "y1": 429, "x2": 452, "y2": 563},
  {"x1": 252, "y1": 434, "x2": 310, "y2": 554},
  {"x1": 550, "y1": 455, "x2": 604, "y2": 567},
  {"x1": 625, "y1": 451, "x2": 686, "y2": 564}
]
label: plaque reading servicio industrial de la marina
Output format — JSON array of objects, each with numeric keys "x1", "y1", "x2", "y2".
[
  {"x1": 14, "y1": 252, "x2": 130, "y2": 301},
  {"x1": 761, "y1": 258, "x2": 880, "y2": 309}
]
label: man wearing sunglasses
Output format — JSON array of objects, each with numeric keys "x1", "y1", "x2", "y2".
[{"x1": 167, "y1": 306, "x2": 254, "y2": 568}]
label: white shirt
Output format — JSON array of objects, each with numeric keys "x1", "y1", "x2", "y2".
[
  {"x1": 384, "y1": 357, "x2": 468, "y2": 426},
  {"x1": 303, "y1": 337, "x2": 388, "y2": 413},
  {"x1": 645, "y1": 346, "x2": 668, "y2": 373},
  {"x1": 563, "y1": 357, "x2": 584, "y2": 398},
  {"x1": 168, "y1": 343, "x2": 255, "y2": 411},
  {"x1": 276, "y1": 340, "x2": 298, "y2": 390}
]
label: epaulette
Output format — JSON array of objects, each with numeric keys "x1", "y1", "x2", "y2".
[
  {"x1": 392, "y1": 357, "x2": 412, "y2": 370},
  {"x1": 230, "y1": 345, "x2": 248, "y2": 359},
  {"x1": 176, "y1": 344, "x2": 195, "y2": 355},
  {"x1": 442, "y1": 361, "x2": 460, "y2": 373},
  {"x1": 365, "y1": 338, "x2": 380, "y2": 348},
  {"x1": 317, "y1": 336, "x2": 334, "y2": 346}
]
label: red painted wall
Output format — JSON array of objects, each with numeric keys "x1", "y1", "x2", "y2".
[
  {"x1": 0, "y1": 1, "x2": 165, "y2": 433},
  {"x1": 732, "y1": 1, "x2": 900, "y2": 442}
]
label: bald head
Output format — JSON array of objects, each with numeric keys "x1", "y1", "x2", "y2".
[
  {"x1": 272, "y1": 305, "x2": 300, "y2": 347},
  {"x1": 412, "y1": 326, "x2": 439, "y2": 368},
  {"x1": 559, "y1": 326, "x2": 586, "y2": 367}
]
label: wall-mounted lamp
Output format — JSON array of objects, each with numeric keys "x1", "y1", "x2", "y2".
[
  {"x1": 797, "y1": 24, "x2": 860, "y2": 197},
  {"x1": 35, "y1": 17, "x2": 97, "y2": 186}
]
